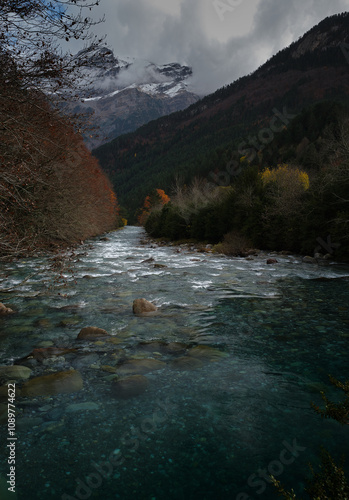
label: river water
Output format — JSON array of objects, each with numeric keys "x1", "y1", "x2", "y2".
[{"x1": 0, "y1": 226, "x2": 348, "y2": 500}]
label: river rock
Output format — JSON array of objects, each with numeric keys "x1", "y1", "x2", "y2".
[
  {"x1": 111, "y1": 375, "x2": 149, "y2": 399},
  {"x1": 188, "y1": 345, "x2": 228, "y2": 362},
  {"x1": 0, "y1": 302, "x2": 14, "y2": 315},
  {"x1": 100, "y1": 365, "x2": 118, "y2": 373},
  {"x1": 137, "y1": 341, "x2": 188, "y2": 355},
  {"x1": 0, "y1": 365, "x2": 32, "y2": 381},
  {"x1": 165, "y1": 342, "x2": 188, "y2": 355},
  {"x1": 21, "y1": 370, "x2": 83, "y2": 397},
  {"x1": 77, "y1": 326, "x2": 109, "y2": 340},
  {"x1": 16, "y1": 416, "x2": 44, "y2": 430},
  {"x1": 116, "y1": 358, "x2": 166, "y2": 375},
  {"x1": 141, "y1": 257, "x2": 154, "y2": 263},
  {"x1": 17, "y1": 347, "x2": 76, "y2": 365},
  {"x1": 132, "y1": 298, "x2": 157, "y2": 315},
  {"x1": 302, "y1": 256, "x2": 316, "y2": 263},
  {"x1": 170, "y1": 356, "x2": 204, "y2": 370},
  {"x1": 266, "y1": 258, "x2": 278, "y2": 265},
  {"x1": 66, "y1": 402, "x2": 99, "y2": 412}
]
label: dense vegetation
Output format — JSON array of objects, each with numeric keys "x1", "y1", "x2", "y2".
[
  {"x1": 0, "y1": 0, "x2": 123, "y2": 259},
  {"x1": 144, "y1": 102, "x2": 349, "y2": 261},
  {"x1": 93, "y1": 13, "x2": 349, "y2": 224}
]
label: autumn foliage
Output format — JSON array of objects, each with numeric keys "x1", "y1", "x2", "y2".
[
  {"x1": 137, "y1": 189, "x2": 170, "y2": 226},
  {"x1": 0, "y1": 83, "x2": 121, "y2": 258}
]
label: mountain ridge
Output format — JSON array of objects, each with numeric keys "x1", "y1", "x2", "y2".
[
  {"x1": 68, "y1": 48, "x2": 200, "y2": 148},
  {"x1": 92, "y1": 12, "x2": 349, "y2": 220}
]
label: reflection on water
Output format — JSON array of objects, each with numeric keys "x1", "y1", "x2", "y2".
[{"x1": 0, "y1": 226, "x2": 348, "y2": 499}]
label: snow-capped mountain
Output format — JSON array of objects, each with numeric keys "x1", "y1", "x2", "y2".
[{"x1": 70, "y1": 48, "x2": 200, "y2": 149}]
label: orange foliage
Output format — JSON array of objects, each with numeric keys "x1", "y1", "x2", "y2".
[
  {"x1": 138, "y1": 188, "x2": 170, "y2": 226},
  {"x1": 0, "y1": 87, "x2": 121, "y2": 256}
]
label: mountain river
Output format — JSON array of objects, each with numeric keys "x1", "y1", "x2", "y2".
[{"x1": 0, "y1": 226, "x2": 348, "y2": 500}]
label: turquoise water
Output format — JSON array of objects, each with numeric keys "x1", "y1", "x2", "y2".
[{"x1": 0, "y1": 226, "x2": 348, "y2": 499}]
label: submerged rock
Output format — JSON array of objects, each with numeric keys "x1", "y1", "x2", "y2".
[
  {"x1": 302, "y1": 256, "x2": 316, "y2": 264},
  {"x1": 0, "y1": 302, "x2": 14, "y2": 315},
  {"x1": 132, "y1": 298, "x2": 157, "y2": 315},
  {"x1": 16, "y1": 347, "x2": 76, "y2": 365},
  {"x1": 0, "y1": 365, "x2": 31, "y2": 381},
  {"x1": 170, "y1": 356, "x2": 204, "y2": 370},
  {"x1": 266, "y1": 258, "x2": 278, "y2": 265},
  {"x1": 77, "y1": 326, "x2": 109, "y2": 340},
  {"x1": 188, "y1": 345, "x2": 228, "y2": 362},
  {"x1": 137, "y1": 340, "x2": 188, "y2": 356},
  {"x1": 66, "y1": 402, "x2": 99, "y2": 412},
  {"x1": 21, "y1": 370, "x2": 83, "y2": 397},
  {"x1": 116, "y1": 358, "x2": 166, "y2": 375},
  {"x1": 111, "y1": 374, "x2": 149, "y2": 399},
  {"x1": 141, "y1": 257, "x2": 154, "y2": 263}
]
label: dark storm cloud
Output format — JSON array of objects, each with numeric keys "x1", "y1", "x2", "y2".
[{"x1": 79, "y1": 0, "x2": 349, "y2": 94}]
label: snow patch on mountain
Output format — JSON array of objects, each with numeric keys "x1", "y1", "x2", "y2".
[{"x1": 78, "y1": 47, "x2": 194, "y2": 100}]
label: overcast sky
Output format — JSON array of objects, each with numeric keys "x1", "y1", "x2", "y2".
[{"x1": 75, "y1": 0, "x2": 349, "y2": 95}]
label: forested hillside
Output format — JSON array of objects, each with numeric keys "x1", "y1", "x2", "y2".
[
  {"x1": 93, "y1": 13, "x2": 349, "y2": 223},
  {"x1": 0, "y1": 1, "x2": 123, "y2": 259},
  {"x1": 144, "y1": 101, "x2": 349, "y2": 261}
]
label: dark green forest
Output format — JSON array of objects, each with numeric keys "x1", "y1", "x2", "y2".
[{"x1": 93, "y1": 12, "x2": 349, "y2": 236}]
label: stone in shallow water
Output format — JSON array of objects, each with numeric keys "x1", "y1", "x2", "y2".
[
  {"x1": 100, "y1": 365, "x2": 118, "y2": 373},
  {"x1": 21, "y1": 370, "x2": 83, "y2": 397},
  {"x1": 170, "y1": 356, "x2": 204, "y2": 370},
  {"x1": 66, "y1": 402, "x2": 99, "y2": 412},
  {"x1": 0, "y1": 365, "x2": 32, "y2": 381},
  {"x1": 77, "y1": 326, "x2": 109, "y2": 340},
  {"x1": 16, "y1": 417, "x2": 44, "y2": 430},
  {"x1": 35, "y1": 318, "x2": 53, "y2": 329},
  {"x1": 59, "y1": 317, "x2": 82, "y2": 327},
  {"x1": 0, "y1": 302, "x2": 14, "y2": 315},
  {"x1": 132, "y1": 298, "x2": 157, "y2": 315},
  {"x1": 111, "y1": 375, "x2": 149, "y2": 399},
  {"x1": 188, "y1": 345, "x2": 228, "y2": 362},
  {"x1": 116, "y1": 358, "x2": 166, "y2": 375},
  {"x1": 35, "y1": 340, "x2": 54, "y2": 348}
]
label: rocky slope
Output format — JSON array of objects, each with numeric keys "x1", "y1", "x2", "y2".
[{"x1": 68, "y1": 48, "x2": 200, "y2": 148}]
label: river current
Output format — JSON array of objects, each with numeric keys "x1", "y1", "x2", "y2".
[{"x1": 0, "y1": 226, "x2": 348, "y2": 500}]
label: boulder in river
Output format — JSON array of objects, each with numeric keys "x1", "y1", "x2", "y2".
[
  {"x1": 116, "y1": 358, "x2": 166, "y2": 375},
  {"x1": 302, "y1": 255, "x2": 317, "y2": 263},
  {"x1": 0, "y1": 365, "x2": 32, "y2": 381},
  {"x1": 77, "y1": 326, "x2": 110, "y2": 340},
  {"x1": 0, "y1": 302, "x2": 14, "y2": 315},
  {"x1": 266, "y1": 258, "x2": 278, "y2": 265},
  {"x1": 21, "y1": 369, "x2": 83, "y2": 397},
  {"x1": 132, "y1": 298, "x2": 157, "y2": 315},
  {"x1": 111, "y1": 374, "x2": 149, "y2": 399},
  {"x1": 170, "y1": 356, "x2": 204, "y2": 370},
  {"x1": 188, "y1": 345, "x2": 229, "y2": 362}
]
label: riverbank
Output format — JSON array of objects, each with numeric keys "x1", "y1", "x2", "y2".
[{"x1": 140, "y1": 232, "x2": 340, "y2": 266}]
